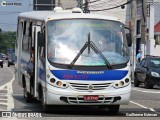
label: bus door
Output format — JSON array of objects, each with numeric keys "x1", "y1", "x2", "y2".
[
  {"x1": 16, "y1": 21, "x2": 23, "y2": 87},
  {"x1": 32, "y1": 25, "x2": 41, "y2": 98}
]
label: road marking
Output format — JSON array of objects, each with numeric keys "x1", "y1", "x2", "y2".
[
  {"x1": 132, "y1": 88, "x2": 160, "y2": 93},
  {"x1": 130, "y1": 101, "x2": 148, "y2": 109},
  {"x1": 0, "y1": 71, "x2": 14, "y2": 111},
  {"x1": 150, "y1": 108, "x2": 156, "y2": 112},
  {"x1": 130, "y1": 101, "x2": 160, "y2": 114},
  {"x1": 7, "y1": 74, "x2": 14, "y2": 111},
  {"x1": 0, "y1": 83, "x2": 7, "y2": 91}
]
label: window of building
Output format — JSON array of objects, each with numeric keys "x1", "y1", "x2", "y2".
[{"x1": 136, "y1": 20, "x2": 141, "y2": 35}]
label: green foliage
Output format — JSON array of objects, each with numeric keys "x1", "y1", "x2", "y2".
[{"x1": 0, "y1": 29, "x2": 16, "y2": 53}]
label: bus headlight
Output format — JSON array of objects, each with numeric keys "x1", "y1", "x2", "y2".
[
  {"x1": 113, "y1": 78, "x2": 130, "y2": 88},
  {"x1": 50, "y1": 78, "x2": 56, "y2": 83},
  {"x1": 49, "y1": 78, "x2": 68, "y2": 88}
]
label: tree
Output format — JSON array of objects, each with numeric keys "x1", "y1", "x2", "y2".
[{"x1": 0, "y1": 31, "x2": 16, "y2": 53}]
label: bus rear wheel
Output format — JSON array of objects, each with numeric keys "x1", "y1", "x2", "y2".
[{"x1": 23, "y1": 86, "x2": 33, "y2": 103}]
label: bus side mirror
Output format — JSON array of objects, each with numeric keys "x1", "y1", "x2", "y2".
[{"x1": 126, "y1": 33, "x2": 132, "y2": 47}]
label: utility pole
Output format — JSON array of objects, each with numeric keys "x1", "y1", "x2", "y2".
[
  {"x1": 147, "y1": 1, "x2": 155, "y2": 55},
  {"x1": 58, "y1": 0, "x2": 61, "y2": 6},
  {"x1": 141, "y1": 0, "x2": 147, "y2": 57},
  {"x1": 84, "y1": 0, "x2": 90, "y2": 13},
  {"x1": 77, "y1": 0, "x2": 84, "y2": 9},
  {"x1": 131, "y1": 0, "x2": 137, "y2": 80}
]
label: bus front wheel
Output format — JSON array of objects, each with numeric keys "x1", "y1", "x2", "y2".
[
  {"x1": 108, "y1": 105, "x2": 120, "y2": 113},
  {"x1": 41, "y1": 89, "x2": 51, "y2": 112},
  {"x1": 98, "y1": 105, "x2": 120, "y2": 113}
]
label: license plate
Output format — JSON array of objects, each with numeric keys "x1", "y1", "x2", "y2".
[{"x1": 83, "y1": 95, "x2": 99, "y2": 101}]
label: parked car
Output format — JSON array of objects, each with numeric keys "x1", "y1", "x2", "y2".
[
  {"x1": 0, "y1": 54, "x2": 3, "y2": 68},
  {"x1": 7, "y1": 53, "x2": 15, "y2": 67},
  {"x1": 134, "y1": 55, "x2": 160, "y2": 89}
]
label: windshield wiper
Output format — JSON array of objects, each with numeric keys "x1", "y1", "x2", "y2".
[{"x1": 68, "y1": 32, "x2": 112, "y2": 69}]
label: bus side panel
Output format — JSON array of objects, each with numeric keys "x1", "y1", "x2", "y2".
[
  {"x1": 21, "y1": 51, "x2": 31, "y2": 91},
  {"x1": 37, "y1": 56, "x2": 46, "y2": 96}
]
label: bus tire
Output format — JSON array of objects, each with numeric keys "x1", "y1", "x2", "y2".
[
  {"x1": 23, "y1": 84, "x2": 33, "y2": 103},
  {"x1": 24, "y1": 87, "x2": 33, "y2": 103},
  {"x1": 108, "y1": 105, "x2": 120, "y2": 114},
  {"x1": 41, "y1": 88, "x2": 50, "y2": 112}
]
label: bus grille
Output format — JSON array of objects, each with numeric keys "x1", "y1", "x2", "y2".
[
  {"x1": 68, "y1": 82, "x2": 113, "y2": 91},
  {"x1": 60, "y1": 96, "x2": 121, "y2": 104}
]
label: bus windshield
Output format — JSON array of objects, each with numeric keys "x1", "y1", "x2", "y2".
[{"x1": 47, "y1": 19, "x2": 129, "y2": 66}]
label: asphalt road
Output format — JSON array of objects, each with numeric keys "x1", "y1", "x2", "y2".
[{"x1": 0, "y1": 63, "x2": 160, "y2": 120}]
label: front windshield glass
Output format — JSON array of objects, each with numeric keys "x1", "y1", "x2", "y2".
[
  {"x1": 150, "y1": 58, "x2": 160, "y2": 68},
  {"x1": 47, "y1": 19, "x2": 129, "y2": 66}
]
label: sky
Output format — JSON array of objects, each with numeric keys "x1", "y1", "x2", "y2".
[
  {"x1": 0, "y1": 0, "x2": 33, "y2": 31},
  {"x1": 0, "y1": 0, "x2": 160, "y2": 31},
  {"x1": 0, "y1": 0, "x2": 128, "y2": 31}
]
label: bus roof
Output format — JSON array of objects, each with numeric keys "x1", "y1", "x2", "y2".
[{"x1": 18, "y1": 11, "x2": 122, "y2": 23}]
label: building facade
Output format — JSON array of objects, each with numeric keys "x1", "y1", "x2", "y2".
[{"x1": 135, "y1": 0, "x2": 160, "y2": 57}]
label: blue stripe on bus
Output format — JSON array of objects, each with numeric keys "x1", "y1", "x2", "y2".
[
  {"x1": 39, "y1": 67, "x2": 45, "y2": 81},
  {"x1": 50, "y1": 70, "x2": 128, "y2": 81},
  {"x1": 20, "y1": 59, "x2": 46, "y2": 81}
]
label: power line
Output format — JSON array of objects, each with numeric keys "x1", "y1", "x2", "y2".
[
  {"x1": 89, "y1": 0, "x2": 102, "y2": 4},
  {"x1": 89, "y1": 0, "x2": 132, "y2": 11}
]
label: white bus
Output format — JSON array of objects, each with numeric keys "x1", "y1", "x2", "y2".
[{"x1": 15, "y1": 7, "x2": 132, "y2": 113}]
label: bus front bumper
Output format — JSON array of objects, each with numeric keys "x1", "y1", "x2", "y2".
[{"x1": 44, "y1": 84, "x2": 131, "y2": 105}]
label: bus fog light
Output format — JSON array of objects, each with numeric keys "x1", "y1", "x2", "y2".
[
  {"x1": 125, "y1": 78, "x2": 129, "y2": 83},
  {"x1": 119, "y1": 81, "x2": 124, "y2": 87},
  {"x1": 115, "y1": 83, "x2": 119, "y2": 87},
  {"x1": 50, "y1": 78, "x2": 56, "y2": 83},
  {"x1": 63, "y1": 84, "x2": 67, "y2": 87},
  {"x1": 56, "y1": 81, "x2": 62, "y2": 86}
]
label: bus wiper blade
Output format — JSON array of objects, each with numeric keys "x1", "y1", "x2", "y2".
[
  {"x1": 68, "y1": 32, "x2": 112, "y2": 69},
  {"x1": 90, "y1": 41, "x2": 112, "y2": 69},
  {"x1": 68, "y1": 42, "x2": 88, "y2": 69}
]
